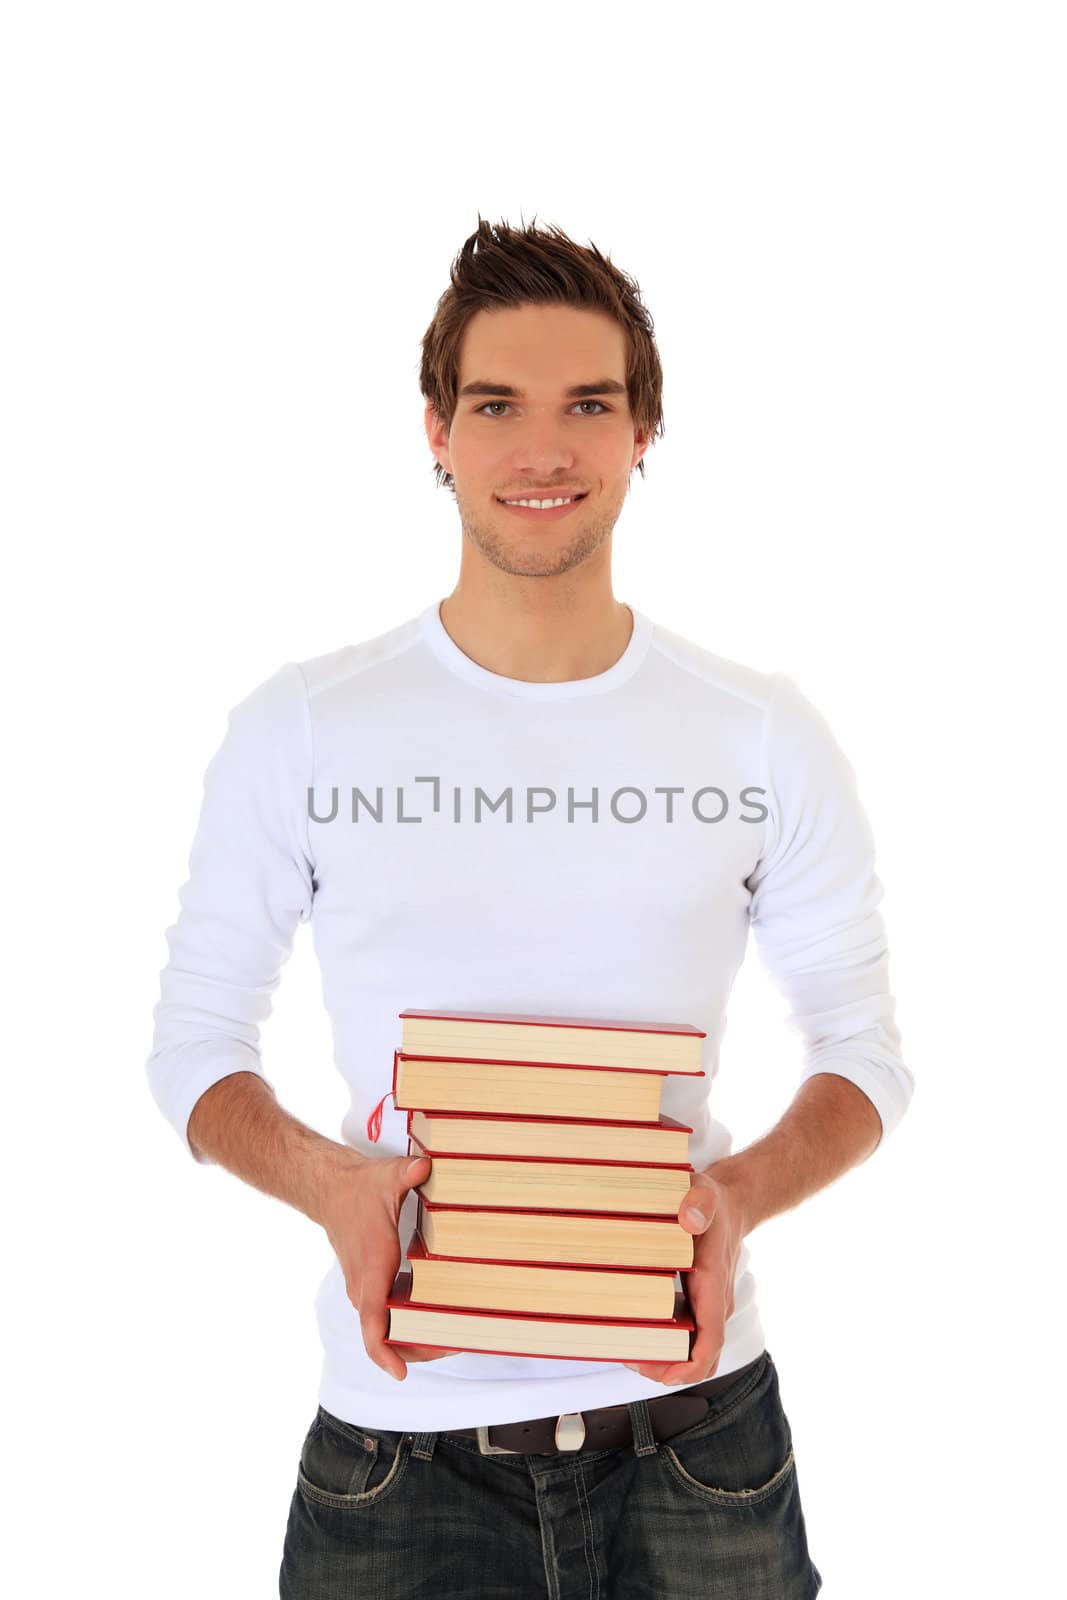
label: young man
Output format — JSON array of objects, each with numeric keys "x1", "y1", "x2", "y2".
[{"x1": 146, "y1": 217, "x2": 911, "y2": 1597}]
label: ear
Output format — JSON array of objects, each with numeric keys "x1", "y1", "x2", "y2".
[
  {"x1": 424, "y1": 401, "x2": 453, "y2": 478},
  {"x1": 631, "y1": 428, "x2": 651, "y2": 472}
]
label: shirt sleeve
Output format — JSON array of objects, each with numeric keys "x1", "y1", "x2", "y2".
[
  {"x1": 744, "y1": 671, "x2": 913, "y2": 1146},
  {"x1": 144, "y1": 661, "x2": 316, "y2": 1164}
]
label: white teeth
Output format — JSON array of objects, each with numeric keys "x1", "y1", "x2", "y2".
[{"x1": 502, "y1": 496, "x2": 576, "y2": 508}]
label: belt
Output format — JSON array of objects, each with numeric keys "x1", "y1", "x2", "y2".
[{"x1": 445, "y1": 1352, "x2": 766, "y2": 1458}]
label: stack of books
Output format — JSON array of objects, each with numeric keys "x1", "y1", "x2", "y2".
[{"x1": 368, "y1": 1008, "x2": 707, "y2": 1363}]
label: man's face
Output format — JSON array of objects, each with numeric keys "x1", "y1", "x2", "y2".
[{"x1": 426, "y1": 303, "x2": 649, "y2": 579}]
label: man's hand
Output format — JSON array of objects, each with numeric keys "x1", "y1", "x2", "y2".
[
  {"x1": 621, "y1": 1167, "x2": 748, "y2": 1387},
  {"x1": 319, "y1": 1151, "x2": 460, "y2": 1381}
]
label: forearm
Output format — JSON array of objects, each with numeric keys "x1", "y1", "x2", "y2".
[
  {"x1": 709, "y1": 1071, "x2": 883, "y2": 1236},
  {"x1": 187, "y1": 1071, "x2": 363, "y2": 1226}
]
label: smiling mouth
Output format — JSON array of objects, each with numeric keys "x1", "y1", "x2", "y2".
[
  {"x1": 496, "y1": 492, "x2": 588, "y2": 502},
  {"x1": 495, "y1": 492, "x2": 589, "y2": 519}
]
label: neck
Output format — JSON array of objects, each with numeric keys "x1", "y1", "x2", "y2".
[{"x1": 438, "y1": 583, "x2": 634, "y2": 685}]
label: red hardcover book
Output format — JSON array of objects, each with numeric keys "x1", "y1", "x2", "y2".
[
  {"x1": 405, "y1": 1227, "x2": 687, "y2": 1277},
  {"x1": 396, "y1": 1009, "x2": 707, "y2": 1075},
  {"x1": 404, "y1": 1105, "x2": 691, "y2": 1167},
  {"x1": 399, "y1": 1007, "x2": 707, "y2": 1035},
  {"x1": 415, "y1": 1193, "x2": 695, "y2": 1270},
  {"x1": 384, "y1": 1267, "x2": 695, "y2": 1363},
  {"x1": 408, "y1": 1127, "x2": 693, "y2": 1173},
  {"x1": 413, "y1": 1180, "x2": 691, "y2": 1221},
  {"x1": 367, "y1": 1050, "x2": 702, "y2": 1141},
  {"x1": 404, "y1": 1228, "x2": 684, "y2": 1321},
  {"x1": 406, "y1": 1129, "x2": 693, "y2": 1218},
  {"x1": 394, "y1": 1050, "x2": 704, "y2": 1078},
  {"x1": 405, "y1": 1107, "x2": 694, "y2": 1133}
]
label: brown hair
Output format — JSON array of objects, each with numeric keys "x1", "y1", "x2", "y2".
[{"x1": 419, "y1": 213, "x2": 665, "y2": 493}]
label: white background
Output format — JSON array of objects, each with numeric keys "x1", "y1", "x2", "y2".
[{"x1": 4, "y1": 3, "x2": 1063, "y2": 1595}]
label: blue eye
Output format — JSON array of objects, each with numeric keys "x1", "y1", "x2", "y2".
[{"x1": 475, "y1": 400, "x2": 610, "y2": 417}]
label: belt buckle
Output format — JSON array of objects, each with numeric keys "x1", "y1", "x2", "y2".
[
  {"x1": 554, "y1": 1412, "x2": 586, "y2": 1450},
  {"x1": 476, "y1": 1425, "x2": 522, "y2": 1456},
  {"x1": 476, "y1": 1412, "x2": 587, "y2": 1456}
]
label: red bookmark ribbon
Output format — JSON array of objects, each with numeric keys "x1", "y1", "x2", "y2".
[{"x1": 366, "y1": 1089, "x2": 395, "y2": 1143}]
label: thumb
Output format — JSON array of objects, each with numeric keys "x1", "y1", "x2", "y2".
[{"x1": 400, "y1": 1153, "x2": 430, "y2": 1187}]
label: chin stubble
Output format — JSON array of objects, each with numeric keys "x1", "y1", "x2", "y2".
[{"x1": 457, "y1": 496, "x2": 618, "y2": 577}]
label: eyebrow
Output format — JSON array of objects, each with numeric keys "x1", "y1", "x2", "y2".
[{"x1": 457, "y1": 378, "x2": 628, "y2": 400}]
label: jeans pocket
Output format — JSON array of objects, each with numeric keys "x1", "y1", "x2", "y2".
[
  {"x1": 296, "y1": 1407, "x2": 411, "y2": 1509},
  {"x1": 661, "y1": 1351, "x2": 796, "y2": 1506}
]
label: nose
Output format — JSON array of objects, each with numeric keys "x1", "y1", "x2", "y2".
[
  {"x1": 509, "y1": 430, "x2": 577, "y2": 479},
  {"x1": 505, "y1": 402, "x2": 580, "y2": 466}
]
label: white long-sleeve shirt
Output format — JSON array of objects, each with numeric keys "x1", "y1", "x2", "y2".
[{"x1": 145, "y1": 598, "x2": 913, "y2": 1430}]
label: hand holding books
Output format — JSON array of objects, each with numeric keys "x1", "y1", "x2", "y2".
[
  {"x1": 621, "y1": 1167, "x2": 748, "y2": 1387},
  {"x1": 317, "y1": 1147, "x2": 463, "y2": 1381}
]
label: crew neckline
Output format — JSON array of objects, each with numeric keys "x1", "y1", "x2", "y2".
[{"x1": 417, "y1": 599, "x2": 654, "y2": 701}]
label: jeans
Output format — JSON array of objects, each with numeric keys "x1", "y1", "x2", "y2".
[{"x1": 279, "y1": 1348, "x2": 823, "y2": 1598}]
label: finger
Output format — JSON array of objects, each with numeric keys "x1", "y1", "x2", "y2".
[
  {"x1": 392, "y1": 1154, "x2": 430, "y2": 1214},
  {"x1": 670, "y1": 1259, "x2": 727, "y2": 1383},
  {"x1": 679, "y1": 1180, "x2": 714, "y2": 1232},
  {"x1": 657, "y1": 1319, "x2": 723, "y2": 1386},
  {"x1": 401, "y1": 1154, "x2": 431, "y2": 1182},
  {"x1": 391, "y1": 1343, "x2": 462, "y2": 1363},
  {"x1": 359, "y1": 1229, "x2": 405, "y2": 1380},
  {"x1": 623, "y1": 1261, "x2": 720, "y2": 1385},
  {"x1": 623, "y1": 1267, "x2": 708, "y2": 1383},
  {"x1": 360, "y1": 1158, "x2": 429, "y2": 1377}
]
